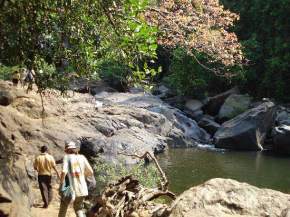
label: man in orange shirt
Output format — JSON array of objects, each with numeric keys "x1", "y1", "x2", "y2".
[{"x1": 34, "y1": 145, "x2": 60, "y2": 208}]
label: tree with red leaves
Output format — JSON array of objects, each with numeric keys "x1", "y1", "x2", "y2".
[{"x1": 147, "y1": 0, "x2": 244, "y2": 76}]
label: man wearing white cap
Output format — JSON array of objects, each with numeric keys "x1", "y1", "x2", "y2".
[{"x1": 58, "y1": 141, "x2": 94, "y2": 217}]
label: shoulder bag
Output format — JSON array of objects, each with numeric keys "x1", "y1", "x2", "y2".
[{"x1": 59, "y1": 157, "x2": 76, "y2": 202}]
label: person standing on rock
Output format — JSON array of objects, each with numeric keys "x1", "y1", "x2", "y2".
[
  {"x1": 58, "y1": 141, "x2": 94, "y2": 217},
  {"x1": 34, "y1": 145, "x2": 60, "y2": 208}
]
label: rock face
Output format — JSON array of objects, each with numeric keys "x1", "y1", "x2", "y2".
[
  {"x1": 273, "y1": 125, "x2": 290, "y2": 154},
  {"x1": 169, "y1": 178, "x2": 290, "y2": 217},
  {"x1": 0, "y1": 80, "x2": 211, "y2": 216},
  {"x1": 218, "y1": 94, "x2": 252, "y2": 122},
  {"x1": 149, "y1": 106, "x2": 210, "y2": 147},
  {"x1": 214, "y1": 102, "x2": 276, "y2": 150},
  {"x1": 96, "y1": 91, "x2": 210, "y2": 147},
  {"x1": 203, "y1": 87, "x2": 239, "y2": 116}
]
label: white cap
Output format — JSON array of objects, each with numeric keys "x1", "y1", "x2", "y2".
[{"x1": 65, "y1": 141, "x2": 77, "y2": 150}]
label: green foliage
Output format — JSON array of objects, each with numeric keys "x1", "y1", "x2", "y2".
[
  {"x1": 96, "y1": 60, "x2": 130, "y2": 89},
  {"x1": 33, "y1": 56, "x2": 71, "y2": 93},
  {"x1": 0, "y1": 64, "x2": 20, "y2": 80},
  {"x1": 0, "y1": 0, "x2": 158, "y2": 91},
  {"x1": 93, "y1": 159, "x2": 161, "y2": 194},
  {"x1": 163, "y1": 48, "x2": 241, "y2": 98},
  {"x1": 221, "y1": 0, "x2": 290, "y2": 101}
]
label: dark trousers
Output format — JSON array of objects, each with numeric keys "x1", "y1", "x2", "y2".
[{"x1": 38, "y1": 175, "x2": 52, "y2": 207}]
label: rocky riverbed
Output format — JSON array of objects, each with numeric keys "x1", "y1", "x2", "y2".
[{"x1": 1, "y1": 80, "x2": 290, "y2": 216}]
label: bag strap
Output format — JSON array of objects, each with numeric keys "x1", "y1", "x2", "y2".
[
  {"x1": 65, "y1": 156, "x2": 73, "y2": 187},
  {"x1": 68, "y1": 156, "x2": 73, "y2": 174}
]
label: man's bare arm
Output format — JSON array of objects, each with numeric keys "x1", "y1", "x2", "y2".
[
  {"x1": 53, "y1": 166, "x2": 61, "y2": 180},
  {"x1": 59, "y1": 172, "x2": 66, "y2": 185}
]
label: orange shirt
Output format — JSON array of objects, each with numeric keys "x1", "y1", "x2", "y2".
[{"x1": 34, "y1": 153, "x2": 56, "y2": 176}]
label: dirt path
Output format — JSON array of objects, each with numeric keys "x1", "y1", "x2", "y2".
[{"x1": 31, "y1": 180, "x2": 75, "y2": 217}]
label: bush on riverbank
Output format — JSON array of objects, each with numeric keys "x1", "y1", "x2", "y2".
[{"x1": 93, "y1": 159, "x2": 162, "y2": 195}]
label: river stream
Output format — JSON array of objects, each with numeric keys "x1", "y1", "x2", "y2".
[{"x1": 158, "y1": 147, "x2": 290, "y2": 194}]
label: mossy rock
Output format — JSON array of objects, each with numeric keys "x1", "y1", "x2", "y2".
[{"x1": 218, "y1": 94, "x2": 252, "y2": 121}]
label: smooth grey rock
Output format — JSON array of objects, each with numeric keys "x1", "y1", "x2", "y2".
[
  {"x1": 203, "y1": 87, "x2": 239, "y2": 116},
  {"x1": 169, "y1": 178, "x2": 290, "y2": 217},
  {"x1": 218, "y1": 94, "x2": 252, "y2": 122},
  {"x1": 185, "y1": 99, "x2": 203, "y2": 112},
  {"x1": 214, "y1": 102, "x2": 276, "y2": 150},
  {"x1": 275, "y1": 110, "x2": 290, "y2": 126}
]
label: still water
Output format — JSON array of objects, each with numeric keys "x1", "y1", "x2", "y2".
[{"x1": 158, "y1": 147, "x2": 290, "y2": 194}]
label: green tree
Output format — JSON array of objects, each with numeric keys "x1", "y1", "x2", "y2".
[
  {"x1": 0, "y1": 0, "x2": 158, "y2": 91},
  {"x1": 221, "y1": 0, "x2": 290, "y2": 101}
]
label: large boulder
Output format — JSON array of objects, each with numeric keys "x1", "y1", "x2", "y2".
[
  {"x1": 169, "y1": 178, "x2": 290, "y2": 217},
  {"x1": 275, "y1": 109, "x2": 290, "y2": 126},
  {"x1": 185, "y1": 99, "x2": 203, "y2": 113},
  {"x1": 203, "y1": 87, "x2": 239, "y2": 116},
  {"x1": 218, "y1": 94, "x2": 252, "y2": 122},
  {"x1": 198, "y1": 116, "x2": 221, "y2": 135},
  {"x1": 272, "y1": 125, "x2": 290, "y2": 154},
  {"x1": 214, "y1": 101, "x2": 276, "y2": 150},
  {"x1": 0, "y1": 90, "x2": 14, "y2": 106}
]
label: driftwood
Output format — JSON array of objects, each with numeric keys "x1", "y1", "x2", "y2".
[{"x1": 88, "y1": 152, "x2": 176, "y2": 217}]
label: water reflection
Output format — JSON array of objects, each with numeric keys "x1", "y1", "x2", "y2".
[{"x1": 158, "y1": 148, "x2": 290, "y2": 194}]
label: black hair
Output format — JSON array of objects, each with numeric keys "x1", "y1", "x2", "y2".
[{"x1": 40, "y1": 145, "x2": 48, "y2": 153}]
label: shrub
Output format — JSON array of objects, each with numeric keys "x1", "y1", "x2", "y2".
[{"x1": 93, "y1": 159, "x2": 162, "y2": 195}]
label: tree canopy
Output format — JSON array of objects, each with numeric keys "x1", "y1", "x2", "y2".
[
  {"x1": 0, "y1": 0, "x2": 244, "y2": 91},
  {"x1": 149, "y1": 0, "x2": 243, "y2": 70}
]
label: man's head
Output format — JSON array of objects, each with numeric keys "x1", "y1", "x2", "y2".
[
  {"x1": 40, "y1": 145, "x2": 48, "y2": 153},
  {"x1": 65, "y1": 141, "x2": 77, "y2": 154}
]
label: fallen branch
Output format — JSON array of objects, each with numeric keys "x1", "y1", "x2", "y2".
[{"x1": 89, "y1": 152, "x2": 176, "y2": 217}]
